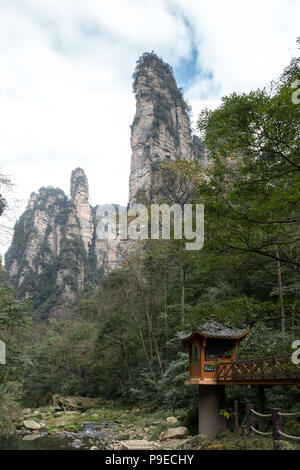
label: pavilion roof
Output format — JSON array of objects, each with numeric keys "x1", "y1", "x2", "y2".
[{"x1": 178, "y1": 321, "x2": 249, "y2": 341}]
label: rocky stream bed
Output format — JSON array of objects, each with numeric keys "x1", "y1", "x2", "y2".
[{"x1": 0, "y1": 399, "x2": 219, "y2": 451}]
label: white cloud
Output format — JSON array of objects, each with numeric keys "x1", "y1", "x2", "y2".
[
  {"x1": 0, "y1": 0, "x2": 299, "y2": 256},
  {"x1": 172, "y1": 0, "x2": 299, "y2": 122}
]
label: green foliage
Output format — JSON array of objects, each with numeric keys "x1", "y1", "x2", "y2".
[
  {"x1": 0, "y1": 193, "x2": 6, "y2": 216},
  {"x1": 151, "y1": 93, "x2": 180, "y2": 146},
  {"x1": 0, "y1": 280, "x2": 29, "y2": 410},
  {"x1": 132, "y1": 51, "x2": 190, "y2": 145},
  {"x1": 196, "y1": 45, "x2": 300, "y2": 268},
  {"x1": 133, "y1": 52, "x2": 189, "y2": 111},
  {"x1": 278, "y1": 440, "x2": 296, "y2": 451},
  {"x1": 128, "y1": 353, "x2": 193, "y2": 410}
]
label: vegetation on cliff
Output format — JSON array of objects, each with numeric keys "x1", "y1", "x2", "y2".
[{"x1": 133, "y1": 51, "x2": 190, "y2": 115}]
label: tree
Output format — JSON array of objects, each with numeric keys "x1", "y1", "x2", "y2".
[
  {"x1": 192, "y1": 42, "x2": 300, "y2": 338},
  {"x1": 0, "y1": 279, "x2": 29, "y2": 397},
  {"x1": 197, "y1": 44, "x2": 300, "y2": 269}
]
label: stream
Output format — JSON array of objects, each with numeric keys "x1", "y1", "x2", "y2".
[{"x1": 0, "y1": 422, "x2": 118, "y2": 450}]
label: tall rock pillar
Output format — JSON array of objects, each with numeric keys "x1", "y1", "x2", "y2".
[
  {"x1": 129, "y1": 52, "x2": 195, "y2": 203},
  {"x1": 70, "y1": 168, "x2": 94, "y2": 252}
]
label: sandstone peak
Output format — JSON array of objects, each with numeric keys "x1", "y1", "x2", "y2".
[
  {"x1": 70, "y1": 167, "x2": 89, "y2": 202},
  {"x1": 133, "y1": 51, "x2": 178, "y2": 88},
  {"x1": 5, "y1": 53, "x2": 206, "y2": 317},
  {"x1": 129, "y1": 51, "x2": 195, "y2": 202}
]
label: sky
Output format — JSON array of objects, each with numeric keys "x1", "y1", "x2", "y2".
[{"x1": 0, "y1": 0, "x2": 299, "y2": 254}]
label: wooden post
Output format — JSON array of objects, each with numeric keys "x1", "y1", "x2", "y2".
[
  {"x1": 234, "y1": 400, "x2": 239, "y2": 434},
  {"x1": 257, "y1": 386, "x2": 265, "y2": 432},
  {"x1": 246, "y1": 403, "x2": 254, "y2": 434},
  {"x1": 188, "y1": 344, "x2": 192, "y2": 379},
  {"x1": 200, "y1": 338, "x2": 206, "y2": 379},
  {"x1": 272, "y1": 408, "x2": 282, "y2": 450}
]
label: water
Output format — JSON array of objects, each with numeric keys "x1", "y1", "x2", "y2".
[
  {"x1": 0, "y1": 422, "x2": 117, "y2": 450},
  {"x1": 0, "y1": 434, "x2": 83, "y2": 450}
]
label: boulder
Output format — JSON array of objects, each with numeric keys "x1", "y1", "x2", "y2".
[
  {"x1": 71, "y1": 439, "x2": 83, "y2": 449},
  {"x1": 23, "y1": 420, "x2": 41, "y2": 430},
  {"x1": 53, "y1": 396, "x2": 102, "y2": 411},
  {"x1": 121, "y1": 440, "x2": 158, "y2": 450},
  {"x1": 22, "y1": 432, "x2": 41, "y2": 441},
  {"x1": 31, "y1": 411, "x2": 42, "y2": 418},
  {"x1": 160, "y1": 426, "x2": 189, "y2": 441},
  {"x1": 166, "y1": 416, "x2": 180, "y2": 425}
]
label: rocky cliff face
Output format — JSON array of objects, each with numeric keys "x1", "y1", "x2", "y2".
[
  {"x1": 5, "y1": 169, "x2": 125, "y2": 316},
  {"x1": 129, "y1": 52, "x2": 205, "y2": 202},
  {"x1": 5, "y1": 52, "x2": 206, "y2": 316}
]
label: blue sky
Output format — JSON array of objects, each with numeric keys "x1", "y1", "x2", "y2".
[{"x1": 0, "y1": 0, "x2": 299, "y2": 254}]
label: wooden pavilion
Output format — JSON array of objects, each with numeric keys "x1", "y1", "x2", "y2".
[
  {"x1": 179, "y1": 321, "x2": 300, "y2": 438},
  {"x1": 179, "y1": 321, "x2": 249, "y2": 385}
]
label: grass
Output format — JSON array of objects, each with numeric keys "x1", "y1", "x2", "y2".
[{"x1": 63, "y1": 425, "x2": 79, "y2": 433}]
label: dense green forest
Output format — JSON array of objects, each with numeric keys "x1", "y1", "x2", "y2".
[{"x1": 0, "y1": 40, "x2": 299, "y2": 429}]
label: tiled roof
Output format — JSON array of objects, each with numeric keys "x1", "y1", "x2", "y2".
[{"x1": 178, "y1": 321, "x2": 249, "y2": 340}]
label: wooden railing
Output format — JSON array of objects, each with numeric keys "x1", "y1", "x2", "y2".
[
  {"x1": 246, "y1": 404, "x2": 300, "y2": 450},
  {"x1": 217, "y1": 356, "x2": 300, "y2": 383}
]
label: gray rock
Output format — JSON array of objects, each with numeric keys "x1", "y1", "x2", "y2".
[
  {"x1": 166, "y1": 416, "x2": 180, "y2": 425},
  {"x1": 22, "y1": 432, "x2": 41, "y2": 441},
  {"x1": 160, "y1": 426, "x2": 189, "y2": 441},
  {"x1": 71, "y1": 439, "x2": 84, "y2": 449},
  {"x1": 121, "y1": 440, "x2": 158, "y2": 450},
  {"x1": 23, "y1": 420, "x2": 41, "y2": 430}
]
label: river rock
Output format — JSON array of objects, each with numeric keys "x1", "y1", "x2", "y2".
[
  {"x1": 22, "y1": 432, "x2": 41, "y2": 441},
  {"x1": 53, "y1": 396, "x2": 102, "y2": 411},
  {"x1": 71, "y1": 439, "x2": 83, "y2": 449},
  {"x1": 121, "y1": 440, "x2": 158, "y2": 450},
  {"x1": 159, "y1": 427, "x2": 189, "y2": 441},
  {"x1": 166, "y1": 417, "x2": 179, "y2": 425},
  {"x1": 23, "y1": 420, "x2": 42, "y2": 430}
]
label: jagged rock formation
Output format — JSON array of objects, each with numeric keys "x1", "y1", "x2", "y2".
[
  {"x1": 5, "y1": 169, "x2": 124, "y2": 316},
  {"x1": 129, "y1": 52, "x2": 205, "y2": 202},
  {"x1": 70, "y1": 168, "x2": 94, "y2": 252},
  {"x1": 5, "y1": 51, "x2": 207, "y2": 316}
]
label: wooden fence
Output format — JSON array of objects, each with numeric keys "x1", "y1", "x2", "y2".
[{"x1": 245, "y1": 403, "x2": 300, "y2": 450}]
